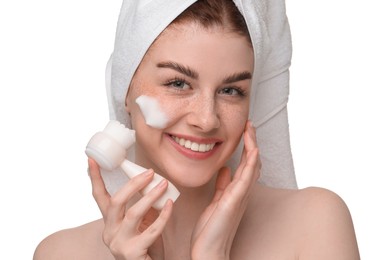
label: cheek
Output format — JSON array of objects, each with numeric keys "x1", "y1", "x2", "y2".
[
  {"x1": 135, "y1": 95, "x2": 170, "y2": 129},
  {"x1": 128, "y1": 91, "x2": 188, "y2": 130},
  {"x1": 157, "y1": 97, "x2": 191, "y2": 123},
  {"x1": 157, "y1": 97, "x2": 249, "y2": 131},
  {"x1": 219, "y1": 102, "x2": 249, "y2": 132}
]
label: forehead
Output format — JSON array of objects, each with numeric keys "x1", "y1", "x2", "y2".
[
  {"x1": 151, "y1": 21, "x2": 252, "y2": 49},
  {"x1": 142, "y1": 22, "x2": 254, "y2": 70}
]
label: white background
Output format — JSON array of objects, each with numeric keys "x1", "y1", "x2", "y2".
[{"x1": 0, "y1": 0, "x2": 388, "y2": 259}]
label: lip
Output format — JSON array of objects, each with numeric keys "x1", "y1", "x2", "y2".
[{"x1": 165, "y1": 133, "x2": 222, "y2": 160}]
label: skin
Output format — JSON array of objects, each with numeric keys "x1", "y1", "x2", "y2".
[
  {"x1": 34, "y1": 23, "x2": 360, "y2": 260},
  {"x1": 126, "y1": 24, "x2": 253, "y2": 189}
]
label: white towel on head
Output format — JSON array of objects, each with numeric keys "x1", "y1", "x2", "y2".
[{"x1": 102, "y1": 0, "x2": 298, "y2": 194}]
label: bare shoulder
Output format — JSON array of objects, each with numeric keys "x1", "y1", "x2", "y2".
[
  {"x1": 289, "y1": 186, "x2": 360, "y2": 259},
  {"x1": 33, "y1": 219, "x2": 113, "y2": 260},
  {"x1": 233, "y1": 185, "x2": 360, "y2": 259}
]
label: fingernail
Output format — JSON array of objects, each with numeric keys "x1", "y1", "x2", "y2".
[
  {"x1": 157, "y1": 179, "x2": 168, "y2": 188},
  {"x1": 163, "y1": 199, "x2": 173, "y2": 212},
  {"x1": 144, "y1": 169, "x2": 154, "y2": 177}
]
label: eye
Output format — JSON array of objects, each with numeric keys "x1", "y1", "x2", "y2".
[
  {"x1": 218, "y1": 87, "x2": 246, "y2": 97},
  {"x1": 164, "y1": 78, "x2": 191, "y2": 90}
]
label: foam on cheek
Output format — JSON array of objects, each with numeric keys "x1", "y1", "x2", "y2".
[{"x1": 135, "y1": 95, "x2": 169, "y2": 129}]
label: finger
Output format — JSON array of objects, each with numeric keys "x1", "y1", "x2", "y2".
[
  {"x1": 213, "y1": 150, "x2": 257, "y2": 213},
  {"x1": 139, "y1": 199, "x2": 173, "y2": 247},
  {"x1": 226, "y1": 148, "x2": 259, "y2": 203},
  {"x1": 245, "y1": 122, "x2": 261, "y2": 181},
  {"x1": 239, "y1": 121, "x2": 253, "y2": 156},
  {"x1": 119, "y1": 179, "x2": 169, "y2": 236},
  {"x1": 211, "y1": 167, "x2": 231, "y2": 203},
  {"x1": 243, "y1": 121, "x2": 257, "y2": 154},
  {"x1": 235, "y1": 146, "x2": 247, "y2": 177},
  {"x1": 234, "y1": 121, "x2": 258, "y2": 179},
  {"x1": 235, "y1": 121, "x2": 257, "y2": 179},
  {"x1": 88, "y1": 158, "x2": 110, "y2": 217},
  {"x1": 254, "y1": 152, "x2": 261, "y2": 181},
  {"x1": 240, "y1": 148, "x2": 259, "y2": 182},
  {"x1": 235, "y1": 148, "x2": 259, "y2": 195},
  {"x1": 105, "y1": 169, "x2": 154, "y2": 229}
]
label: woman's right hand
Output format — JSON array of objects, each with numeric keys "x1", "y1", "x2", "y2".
[{"x1": 88, "y1": 158, "x2": 173, "y2": 260}]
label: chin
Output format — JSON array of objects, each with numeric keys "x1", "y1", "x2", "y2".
[{"x1": 161, "y1": 164, "x2": 218, "y2": 188}]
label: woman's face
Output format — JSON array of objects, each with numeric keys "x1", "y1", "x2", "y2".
[{"x1": 126, "y1": 23, "x2": 254, "y2": 188}]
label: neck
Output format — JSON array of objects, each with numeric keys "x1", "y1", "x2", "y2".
[
  {"x1": 161, "y1": 179, "x2": 216, "y2": 259},
  {"x1": 170, "y1": 176, "x2": 215, "y2": 225}
]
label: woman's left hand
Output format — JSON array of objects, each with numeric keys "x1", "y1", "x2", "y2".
[{"x1": 190, "y1": 121, "x2": 261, "y2": 260}]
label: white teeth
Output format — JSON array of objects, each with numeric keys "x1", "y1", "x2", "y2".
[
  {"x1": 190, "y1": 142, "x2": 199, "y2": 151},
  {"x1": 172, "y1": 135, "x2": 216, "y2": 153},
  {"x1": 199, "y1": 144, "x2": 206, "y2": 152}
]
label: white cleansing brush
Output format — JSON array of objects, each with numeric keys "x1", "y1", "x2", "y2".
[{"x1": 85, "y1": 120, "x2": 180, "y2": 210}]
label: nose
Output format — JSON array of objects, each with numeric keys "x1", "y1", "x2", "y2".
[{"x1": 186, "y1": 94, "x2": 221, "y2": 132}]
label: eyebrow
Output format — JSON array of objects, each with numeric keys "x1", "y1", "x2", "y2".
[
  {"x1": 222, "y1": 71, "x2": 252, "y2": 84},
  {"x1": 156, "y1": 61, "x2": 252, "y2": 83},
  {"x1": 157, "y1": 61, "x2": 199, "y2": 79}
]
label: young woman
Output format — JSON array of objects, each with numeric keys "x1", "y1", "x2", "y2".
[{"x1": 34, "y1": 0, "x2": 360, "y2": 259}]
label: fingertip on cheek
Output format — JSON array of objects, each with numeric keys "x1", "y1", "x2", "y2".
[
  {"x1": 244, "y1": 120, "x2": 253, "y2": 133},
  {"x1": 244, "y1": 123, "x2": 256, "y2": 144}
]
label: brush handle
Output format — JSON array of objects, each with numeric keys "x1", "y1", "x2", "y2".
[{"x1": 120, "y1": 160, "x2": 180, "y2": 210}]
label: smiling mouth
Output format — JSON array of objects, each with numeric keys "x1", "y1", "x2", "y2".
[{"x1": 170, "y1": 135, "x2": 217, "y2": 153}]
